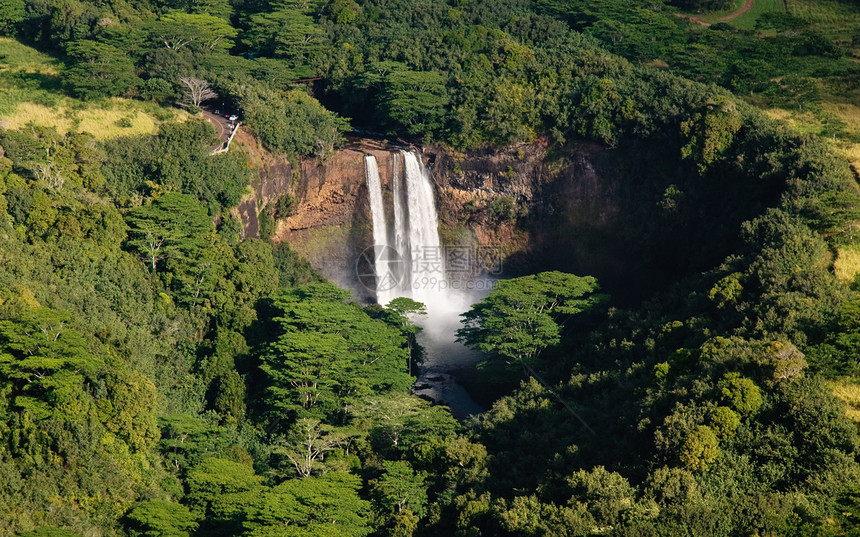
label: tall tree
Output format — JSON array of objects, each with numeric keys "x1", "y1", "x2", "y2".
[
  {"x1": 124, "y1": 192, "x2": 211, "y2": 273},
  {"x1": 0, "y1": 307, "x2": 103, "y2": 420},
  {"x1": 147, "y1": 12, "x2": 237, "y2": 54},
  {"x1": 381, "y1": 69, "x2": 449, "y2": 136},
  {"x1": 243, "y1": 5, "x2": 324, "y2": 65},
  {"x1": 457, "y1": 271, "x2": 606, "y2": 367},
  {"x1": 64, "y1": 40, "x2": 139, "y2": 99},
  {"x1": 259, "y1": 283, "x2": 412, "y2": 422},
  {"x1": 243, "y1": 472, "x2": 371, "y2": 537},
  {"x1": 272, "y1": 418, "x2": 349, "y2": 478},
  {"x1": 125, "y1": 500, "x2": 199, "y2": 537},
  {"x1": 179, "y1": 77, "x2": 218, "y2": 107}
]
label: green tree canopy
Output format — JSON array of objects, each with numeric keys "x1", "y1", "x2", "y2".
[
  {"x1": 124, "y1": 192, "x2": 211, "y2": 273},
  {"x1": 380, "y1": 69, "x2": 449, "y2": 136},
  {"x1": 237, "y1": 84, "x2": 350, "y2": 159},
  {"x1": 0, "y1": 307, "x2": 103, "y2": 420},
  {"x1": 64, "y1": 40, "x2": 138, "y2": 99},
  {"x1": 125, "y1": 500, "x2": 199, "y2": 537},
  {"x1": 243, "y1": 472, "x2": 371, "y2": 537},
  {"x1": 457, "y1": 271, "x2": 606, "y2": 367},
  {"x1": 243, "y1": 4, "x2": 324, "y2": 65},
  {"x1": 146, "y1": 12, "x2": 237, "y2": 54},
  {"x1": 259, "y1": 283, "x2": 412, "y2": 422}
]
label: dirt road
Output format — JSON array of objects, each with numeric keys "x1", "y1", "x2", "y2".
[{"x1": 678, "y1": 0, "x2": 755, "y2": 27}]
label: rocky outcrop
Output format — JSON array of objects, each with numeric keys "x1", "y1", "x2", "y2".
[{"x1": 423, "y1": 140, "x2": 620, "y2": 275}]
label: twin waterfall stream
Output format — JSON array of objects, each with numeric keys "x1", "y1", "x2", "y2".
[{"x1": 364, "y1": 151, "x2": 484, "y2": 419}]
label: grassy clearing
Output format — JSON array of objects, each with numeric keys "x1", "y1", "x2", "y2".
[
  {"x1": 0, "y1": 37, "x2": 61, "y2": 74},
  {"x1": 833, "y1": 244, "x2": 860, "y2": 283},
  {"x1": 0, "y1": 37, "x2": 64, "y2": 115},
  {"x1": 840, "y1": 143, "x2": 860, "y2": 174},
  {"x1": 765, "y1": 101, "x2": 860, "y2": 171},
  {"x1": 689, "y1": 0, "x2": 784, "y2": 30},
  {"x1": 0, "y1": 37, "x2": 189, "y2": 139},
  {"x1": 694, "y1": 0, "x2": 860, "y2": 36},
  {"x1": 1, "y1": 97, "x2": 187, "y2": 140},
  {"x1": 786, "y1": 0, "x2": 860, "y2": 42},
  {"x1": 765, "y1": 108, "x2": 822, "y2": 135},
  {"x1": 830, "y1": 378, "x2": 860, "y2": 425}
]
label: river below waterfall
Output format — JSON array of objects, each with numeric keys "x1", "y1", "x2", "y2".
[{"x1": 410, "y1": 298, "x2": 487, "y2": 420}]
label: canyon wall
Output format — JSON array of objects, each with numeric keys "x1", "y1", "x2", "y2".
[{"x1": 232, "y1": 132, "x2": 658, "y2": 301}]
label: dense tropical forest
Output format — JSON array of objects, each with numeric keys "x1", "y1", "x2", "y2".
[{"x1": 1, "y1": 0, "x2": 860, "y2": 534}]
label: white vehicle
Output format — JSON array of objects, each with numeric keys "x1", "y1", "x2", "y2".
[{"x1": 228, "y1": 114, "x2": 238, "y2": 121}]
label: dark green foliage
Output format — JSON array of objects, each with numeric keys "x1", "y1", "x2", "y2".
[
  {"x1": 125, "y1": 500, "x2": 199, "y2": 537},
  {"x1": 242, "y1": 5, "x2": 324, "y2": 66},
  {"x1": 487, "y1": 195, "x2": 518, "y2": 223},
  {"x1": 236, "y1": 84, "x2": 350, "y2": 159},
  {"x1": 671, "y1": 0, "x2": 733, "y2": 13},
  {"x1": 270, "y1": 193, "x2": 297, "y2": 220},
  {"x1": 271, "y1": 242, "x2": 321, "y2": 288},
  {"x1": 140, "y1": 78, "x2": 177, "y2": 104},
  {"x1": 102, "y1": 120, "x2": 251, "y2": 213},
  {"x1": 259, "y1": 283, "x2": 412, "y2": 423},
  {"x1": 0, "y1": 0, "x2": 25, "y2": 35},
  {"x1": 64, "y1": 40, "x2": 139, "y2": 99}
]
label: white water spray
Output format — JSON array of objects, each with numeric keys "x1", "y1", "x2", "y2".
[{"x1": 391, "y1": 153, "x2": 409, "y2": 287}]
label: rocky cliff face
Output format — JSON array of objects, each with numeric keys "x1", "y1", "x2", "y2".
[{"x1": 232, "y1": 132, "x2": 631, "y2": 298}]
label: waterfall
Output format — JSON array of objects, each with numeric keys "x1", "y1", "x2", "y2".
[
  {"x1": 364, "y1": 149, "x2": 486, "y2": 419},
  {"x1": 401, "y1": 150, "x2": 445, "y2": 304},
  {"x1": 391, "y1": 153, "x2": 408, "y2": 288},
  {"x1": 364, "y1": 155, "x2": 396, "y2": 305},
  {"x1": 364, "y1": 150, "x2": 446, "y2": 305}
]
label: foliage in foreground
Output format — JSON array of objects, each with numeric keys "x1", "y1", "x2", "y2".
[{"x1": 1, "y1": 0, "x2": 860, "y2": 534}]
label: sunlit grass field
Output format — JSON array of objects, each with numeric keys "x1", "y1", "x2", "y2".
[
  {"x1": 833, "y1": 244, "x2": 860, "y2": 283},
  {"x1": 786, "y1": 0, "x2": 860, "y2": 44},
  {"x1": 689, "y1": 0, "x2": 783, "y2": 30},
  {"x1": 0, "y1": 37, "x2": 188, "y2": 139},
  {"x1": 766, "y1": 101, "x2": 860, "y2": 172},
  {"x1": 689, "y1": 0, "x2": 860, "y2": 40},
  {"x1": 693, "y1": 0, "x2": 746, "y2": 21},
  {"x1": 830, "y1": 378, "x2": 860, "y2": 425},
  {"x1": 727, "y1": 0, "x2": 784, "y2": 30}
]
